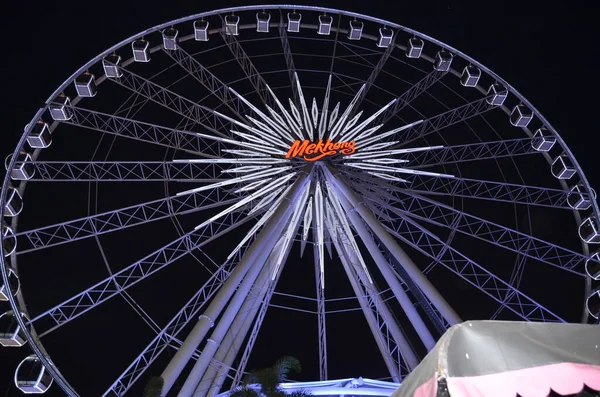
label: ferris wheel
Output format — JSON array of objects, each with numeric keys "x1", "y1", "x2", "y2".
[{"x1": 1, "y1": 5, "x2": 600, "y2": 396}]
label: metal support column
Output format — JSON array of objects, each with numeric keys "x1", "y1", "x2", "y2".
[
  {"x1": 160, "y1": 168, "x2": 311, "y2": 396},
  {"x1": 322, "y1": 163, "x2": 462, "y2": 326},
  {"x1": 335, "y1": 193, "x2": 436, "y2": 350}
]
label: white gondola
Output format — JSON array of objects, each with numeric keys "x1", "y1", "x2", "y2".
[
  {"x1": 567, "y1": 184, "x2": 593, "y2": 210},
  {"x1": 0, "y1": 268, "x2": 20, "y2": 301},
  {"x1": 162, "y1": 28, "x2": 179, "y2": 50},
  {"x1": 318, "y1": 15, "x2": 333, "y2": 35},
  {"x1": 586, "y1": 251, "x2": 600, "y2": 280},
  {"x1": 132, "y1": 39, "x2": 150, "y2": 62},
  {"x1": 256, "y1": 12, "x2": 271, "y2": 33},
  {"x1": 102, "y1": 54, "x2": 123, "y2": 78},
  {"x1": 586, "y1": 287, "x2": 600, "y2": 319},
  {"x1": 224, "y1": 15, "x2": 240, "y2": 36},
  {"x1": 509, "y1": 104, "x2": 533, "y2": 127},
  {"x1": 26, "y1": 121, "x2": 52, "y2": 149},
  {"x1": 551, "y1": 154, "x2": 576, "y2": 179},
  {"x1": 15, "y1": 355, "x2": 54, "y2": 394},
  {"x1": 486, "y1": 83, "x2": 508, "y2": 106},
  {"x1": 406, "y1": 37, "x2": 424, "y2": 58},
  {"x1": 0, "y1": 311, "x2": 27, "y2": 347},
  {"x1": 287, "y1": 12, "x2": 301, "y2": 33},
  {"x1": 348, "y1": 20, "x2": 363, "y2": 40},
  {"x1": 579, "y1": 217, "x2": 600, "y2": 244},
  {"x1": 531, "y1": 127, "x2": 556, "y2": 152},
  {"x1": 4, "y1": 186, "x2": 23, "y2": 217},
  {"x1": 2, "y1": 220, "x2": 17, "y2": 257},
  {"x1": 49, "y1": 95, "x2": 72, "y2": 121},
  {"x1": 194, "y1": 20, "x2": 209, "y2": 41},
  {"x1": 6, "y1": 152, "x2": 35, "y2": 181},
  {"x1": 460, "y1": 66, "x2": 481, "y2": 87},
  {"x1": 434, "y1": 50, "x2": 453, "y2": 71},
  {"x1": 377, "y1": 27, "x2": 394, "y2": 48},
  {"x1": 74, "y1": 73, "x2": 97, "y2": 97}
]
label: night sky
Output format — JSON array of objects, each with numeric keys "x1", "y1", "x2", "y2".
[{"x1": 1, "y1": 1, "x2": 599, "y2": 396}]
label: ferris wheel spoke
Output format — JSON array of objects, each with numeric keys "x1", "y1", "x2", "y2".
[
  {"x1": 15, "y1": 189, "x2": 239, "y2": 253},
  {"x1": 374, "y1": 70, "x2": 448, "y2": 127},
  {"x1": 349, "y1": 32, "x2": 397, "y2": 115},
  {"x1": 63, "y1": 105, "x2": 223, "y2": 158},
  {"x1": 163, "y1": 47, "x2": 250, "y2": 123},
  {"x1": 391, "y1": 95, "x2": 498, "y2": 148},
  {"x1": 278, "y1": 13, "x2": 301, "y2": 107},
  {"x1": 365, "y1": 188, "x2": 587, "y2": 276},
  {"x1": 25, "y1": 207, "x2": 259, "y2": 337},
  {"x1": 346, "y1": 169, "x2": 570, "y2": 209},
  {"x1": 404, "y1": 174, "x2": 571, "y2": 208},
  {"x1": 404, "y1": 138, "x2": 536, "y2": 168},
  {"x1": 107, "y1": 66, "x2": 233, "y2": 138},
  {"x1": 103, "y1": 232, "x2": 261, "y2": 397},
  {"x1": 16, "y1": 160, "x2": 226, "y2": 182},
  {"x1": 218, "y1": 17, "x2": 272, "y2": 108},
  {"x1": 371, "y1": 204, "x2": 566, "y2": 322}
]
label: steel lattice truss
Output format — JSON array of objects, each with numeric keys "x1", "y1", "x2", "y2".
[{"x1": 1, "y1": 7, "x2": 597, "y2": 397}]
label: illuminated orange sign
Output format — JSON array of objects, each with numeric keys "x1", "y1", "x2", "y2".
[{"x1": 285, "y1": 139, "x2": 356, "y2": 161}]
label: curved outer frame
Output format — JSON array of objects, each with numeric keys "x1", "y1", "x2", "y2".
[{"x1": 1, "y1": 5, "x2": 598, "y2": 396}]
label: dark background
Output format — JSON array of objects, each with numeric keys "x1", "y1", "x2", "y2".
[{"x1": 1, "y1": 0, "x2": 598, "y2": 396}]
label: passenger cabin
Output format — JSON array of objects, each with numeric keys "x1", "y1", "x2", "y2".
[
  {"x1": 587, "y1": 251, "x2": 600, "y2": 280},
  {"x1": 551, "y1": 154, "x2": 576, "y2": 179},
  {"x1": 567, "y1": 184, "x2": 594, "y2": 210},
  {"x1": 224, "y1": 15, "x2": 240, "y2": 36},
  {"x1": 162, "y1": 28, "x2": 179, "y2": 50},
  {"x1": 377, "y1": 27, "x2": 394, "y2": 48},
  {"x1": 102, "y1": 54, "x2": 123, "y2": 78},
  {"x1": 586, "y1": 287, "x2": 600, "y2": 319},
  {"x1": 509, "y1": 104, "x2": 533, "y2": 127},
  {"x1": 318, "y1": 15, "x2": 333, "y2": 35},
  {"x1": 579, "y1": 217, "x2": 600, "y2": 244},
  {"x1": 434, "y1": 50, "x2": 453, "y2": 71},
  {"x1": 7, "y1": 152, "x2": 35, "y2": 181},
  {"x1": 27, "y1": 122, "x2": 52, "y2": 149},
  {"x1": 2, "y1": 220, "x2": 17, "y2": 257},
  {"x1": 15, "y1": 355, "x2": 54, "y2": 394},
  {"x1": 49, "y1": 95, "x2": 72, "y2": 121},
  {"x1": 0, "y1": 311, "x2": 27, "y2": 347},
  {"x1": 74, "y1": 73, "x2": 97, "y2": 97},
  {"x1": 194, "y1": 20, "x2": 209, "y2": 41},
  {"x1": 531, "y1": 127, "x2": 556, "y2": 152},
  {"x1": 0, "y1": 268, "x2": 19, "y2": 301},
  {"x1": 132, "y1": 39, "x2": 150, "y2": 62},
  {"x1": 406, "y1": 38, "x2": 424, "y2": 58},
  {"x1": 460, "y1": 66, "x2": 481, "y2": 87},
  {"x1": 486, "y1": 83, "x2": 508, "y2": 106},
  {"x1": 4, "y1": 187, "x2": 23, "y2": 217},
  {"x1": 287, "y1": 12, "x2": 301, "y2": 33},
  {"x1": 256, "y1": 12, "x2": 271, "y2": 33},
  {"x1": 348, "y1": 20, "x2": 363, "y2": 40}
]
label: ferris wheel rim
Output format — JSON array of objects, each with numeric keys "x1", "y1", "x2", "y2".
[{"x1": 1, "y1": 5, "x2": 598, "y2": 397}]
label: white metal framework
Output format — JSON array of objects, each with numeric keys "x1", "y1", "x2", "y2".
[{"x1": 1, "y1": 5, "x2": 599, "y2": 397}]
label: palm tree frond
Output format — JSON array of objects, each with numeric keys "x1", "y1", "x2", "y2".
[
  {"x1": 287, "y1": 390, "x2": 313, "y2": 397},
  {"x1": 143, "y1": 376, "x2": 164, "y2": 397},
  {"x1": 248, "y1": 367, "x2": 281, "y2": 395},
  {"x1": 229, "y1": 385, "x2": 261, "y2": 397},
  {"x1": 274, "y1": 356, "x2": 302, "y2": 382}
]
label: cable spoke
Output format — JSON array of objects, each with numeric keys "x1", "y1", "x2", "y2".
[
  {"x1": 278, "y1": 12, "x2": 300, "y2": 107},
  {"x1": 15, "y1": 189, "x2": 238, "y2": 253},
  {"x1": 163, "y1": 47, "x2": 249, "y2": 122},
  {"x1": 374, "y1": 70, "x2": 447, "y2": 126}
]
